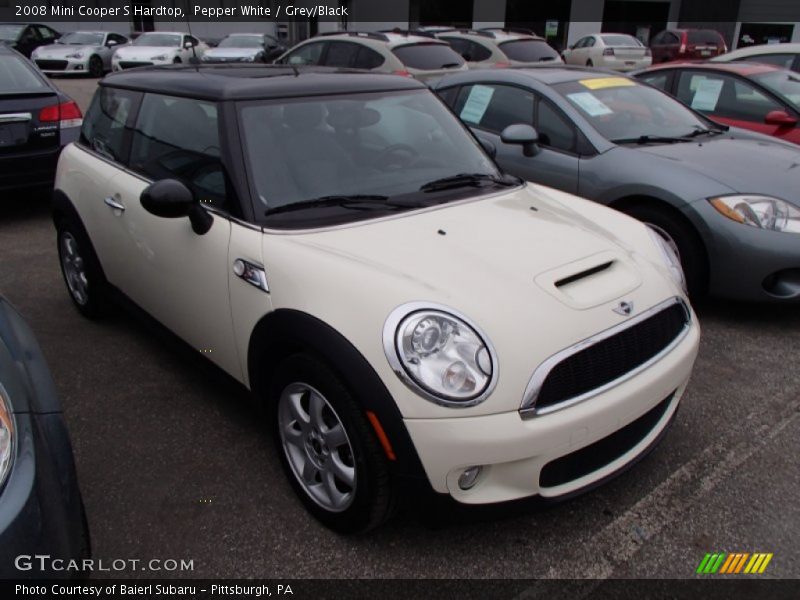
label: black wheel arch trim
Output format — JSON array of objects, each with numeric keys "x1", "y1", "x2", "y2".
[
  {"x1": 248, "y1": 309, "x2": 428, "y2": 480},
  {"x1": 52, "y1": 189, "x2": 108, "y2": 283}
]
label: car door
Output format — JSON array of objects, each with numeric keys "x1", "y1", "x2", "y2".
[
  {"x1": 104, "y1": 91, "x2": 240, "y2": 377},
  {"x1": 673, "y1": 69, "x2": 797, "y2": 142},
  {"x1": 449, "y1": 82, "x2": 579, "y2": 193}
]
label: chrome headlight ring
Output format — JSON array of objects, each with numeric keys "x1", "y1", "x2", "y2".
[{"x1": 0, "y1": 383, "x2": 15, "y2": 490}]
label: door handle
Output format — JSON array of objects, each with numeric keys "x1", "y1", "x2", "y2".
[{"x1": 104, "y1": 196, "x2": 125, "y2": 211}]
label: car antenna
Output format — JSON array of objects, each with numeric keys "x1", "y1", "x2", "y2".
[{"x1": 183, "y1": 0, "x2": 199, "y2": 67}]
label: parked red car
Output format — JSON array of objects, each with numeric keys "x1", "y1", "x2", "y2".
[
  {"x1": 649, "y1": 29, "x2": 726, "y2": 63},
  {"x1": 635, "y1": 62, "x2": 800, "y2": 145}
]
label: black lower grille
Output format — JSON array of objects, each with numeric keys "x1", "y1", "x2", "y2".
[
  {"x1": 119, "y1": 61, "x2": 153, "y2": 69},
  {"x1": 535, "y1": 302, "x2": 688, "y2": 411},
  {"x1": 35, "y1": 59, "x2": 68, "y2": 71},
  {"x1": 540, "y1": 392, "x2": 674, "y2": 488}
]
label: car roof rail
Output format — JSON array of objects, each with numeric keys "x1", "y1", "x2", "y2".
[
  {"x1": 454, "y1": 29, "x2": 496, "y2": 39},
  {"x1": 479, "y1": 27, "x2": 540, "y2": 37},
  {"x1": 315, "y1": 31, "x2": 390, "y2": 42},
  {"x1": 378, "y1": 28, "x2": 437, "y2": 39}
]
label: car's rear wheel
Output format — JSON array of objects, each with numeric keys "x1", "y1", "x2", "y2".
[
  {"x1": 621, "y1": 204, "x2": 707, "y2": 297},
  {"x1": 88, "y1": 55, "x2": 103, "y2": 77},
  {"x1": 271, "y1": 354, "x2": 396, "y2": 533},
  {"x1": 56, "y1": 218, "x2": 108, "y2": 318}
]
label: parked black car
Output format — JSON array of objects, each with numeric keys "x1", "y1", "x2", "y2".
[
  {"x1": 0, "y1": 23, "x2": 60, "y2": 58},
  {"x1": 0, "y1": 45, "x2": 82, "y2": 193},
  {"x1": 0, "y1": 295, "x2": 89, "y2": 577}
]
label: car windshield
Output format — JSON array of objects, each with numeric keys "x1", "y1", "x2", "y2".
[
  {"x1": 498, "y1": 39, "x2": 559, "y2": 62},
  {"x1": 554, "y1": 78, "x2": 712, "y2": 142},
  {"x1": 218, "y1": 35, "x2": 262, "y2": 48},
  {"x1": 133, "y1": 33, "x2": 181, "y2": 47},
  {"x1": 0, "y1": 24, "x2": 23, "y2": 42},
  {"x1": 60, "y1": 32, "x2": 104, "y2": 45},
  {"x1": 752, "y1": 70, "x2": 800, "y2": 111},
  {"x1": 391, "y1": 43, "x2": 464, "y2": 70},
  {"x1": 240, "y1": 89, "x2": 500, "y2": 224},
  {"x1": 0, "y1": 54, "x2": 49, "y2": 93},
  {"x1": 600, "y1": 34, "x2": 641, "y2": 47}
]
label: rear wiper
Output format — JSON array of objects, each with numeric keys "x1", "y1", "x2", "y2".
[
  {"x1": 419, "y1": 172, "x2": 518, "y2": 193},
  {"x1": 264, "y1": 194, "x2": 390, "y2": 216},
  {"x1": 611, "y1": 135, "x2": 690, "y2": 145},
  {"x1": 440, "y1": 62, "x2": 462, "y2": 69}
]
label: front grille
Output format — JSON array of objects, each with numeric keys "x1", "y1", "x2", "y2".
[
  {"x1": 119, "y1": 61, "x2": 153, "y2": 69},
  {"x1": 539, "y1": 391, "x2": 674, "y2": 488},
  {"x1": 533, "y1": 301, "x2": 688, "y2": 413},
  {"x1": 35, "y1": 59, "x2": 68, "y2": 71}
]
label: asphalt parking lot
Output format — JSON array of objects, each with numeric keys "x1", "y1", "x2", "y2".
[{"x1": 0, "y1": 77, "x2": 798, "y2": 581}]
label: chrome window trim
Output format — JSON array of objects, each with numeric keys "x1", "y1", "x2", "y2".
[
  {"x1": 520, "y1": 296, "x2": 690, "y2": 419},
  {"x1": 382, "y1": 301, "x2": 499, "y2": 408}
]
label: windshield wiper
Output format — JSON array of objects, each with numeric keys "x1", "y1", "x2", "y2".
[
  {"x1": 264, "y1": 194, "x2": 391, "y2": 216},
  {"x1": 682, "y1": 125, "x2": 727, "y2": 138},
  {"x1": 611, "y1": 134, "x2": 691, "y2": 145},
  {"x1": 419, "y1": 172, "x2": 518, "y2": 193}
]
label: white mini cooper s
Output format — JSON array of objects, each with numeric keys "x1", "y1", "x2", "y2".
[{"x1": 53, "y1": 65, "x2": 699, "y2": 532}]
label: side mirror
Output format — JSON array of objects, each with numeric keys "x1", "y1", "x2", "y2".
[
  {"x1": 140, "y1": 179, "x2": 213, "y2": 235},
  {"x1": 500, "y1": 123, "x2": 540, "y2": 157},
  {"x1": 106, "y1": 40, "x2": 119, "y2": 47},
  {"x1": 477, "y1": 136, "x2": 496, "y2": 158},
  {"x1": 765, "y1": 110, "x2": 798, "y2": 127},
  {"x1": 184, "y1": 42, "x2": 194, "y2": 49}
]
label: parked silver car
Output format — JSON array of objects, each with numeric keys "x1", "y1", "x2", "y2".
[
  {"x1": 31, "y1": 31, "x2": 128, "y2": 77},
  {"x1": 201, "y1": 33, "x2": 285, "y2": 64},
  {"x1": 435, "y1": 67, "x2": 800, "y2": 302}
]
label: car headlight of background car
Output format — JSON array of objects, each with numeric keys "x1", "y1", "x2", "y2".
[
  {"x1": 0, "y1": 386, "x2": 14, "y2": 490},
  {"x1": 383, "y1": 304, "x2": 498, "y2": 407},
  {"x1": 150, "y1": 54, "x2": 169, "y2": 61},
  {"x1": 66, "y1": 52, "x2": 85, "y2": 59},
  {"x1": 647, "y1": 226, "x2": 687, "y2": 293},
  {"x1": 710, "y1": 195, "x2": 800, "y2": 234}
]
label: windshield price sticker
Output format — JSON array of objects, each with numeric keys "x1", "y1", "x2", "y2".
[
  {"x1": 460, "y1": 85, "x2": 495, "y2": 125},
  {"x1": 567, "y1": 92, "x2": 614, "y2": 117},
  {"x1": 579, "y1": 77, "x2": 636, "y2": 90}
]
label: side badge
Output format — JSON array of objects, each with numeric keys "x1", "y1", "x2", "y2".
[
  {"x1": 233, "y1": 259, "x2": 269, "y2": 293},
  {"x1": 613, "y1": 300, "x2": 634, "y2": 316}
]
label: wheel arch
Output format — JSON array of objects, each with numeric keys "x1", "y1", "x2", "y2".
[
  {"x1": 247, "y1": 308, "x2": 427, "y2": 480},
  {"x1": 52, "y1": 189, "x2": 107, "y2": 283}
]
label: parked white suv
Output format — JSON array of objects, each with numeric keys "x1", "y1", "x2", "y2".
[{"x1": 53, "y1": 64, "x2": 699, "y2": 532}]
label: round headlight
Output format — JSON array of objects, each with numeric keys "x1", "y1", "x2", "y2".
[
  {"x1": 383, "y1": 303, "x2": 498, "y2": 407},
  {"x1": 646, "y1": 226, "x2": 686, "y2": 293},
  {"x1": 0, "y1": 386, "x2": 14, "y2": 490}
]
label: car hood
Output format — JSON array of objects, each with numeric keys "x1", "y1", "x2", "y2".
[
  {"x1": 261, "y1": 184, "x2": 684, "y2": 417},
  {"x1": 204, "y1": 47, "x2": 259, "y2": 59},
  {"x1": 115, "y1": 45, "x2": 176, "y2": 59},
  {"x1": 35, "y1": 43, "x2": 101, "y2": 57},
  {"x1": 635, "y1": 137, "x2": 800, "y2": 202}
]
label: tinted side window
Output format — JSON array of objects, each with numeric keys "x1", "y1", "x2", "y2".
[
  {"x1": 742, "y1": 53, "x2": 795, "y2": 69},
  {"x1": 324, "y1": 41, "x2": 360, "y2": 67},
  {"x1": 79, "y1": 87, "x2": 136, "y2": 162},
  {"x1": 469, "y1": 41, "x2": 492, "y2": 62},
  {"x1": 282, "y1": 41, "x2": 325, "y2": 65},
  {"x1": 676, "y1": 71, "x2": 781, "y2": 121},
  {"x1": 454, "y1": 84, "x2": 533, "y2": 133},
  {"x1": 536, "y1": 100, "x2": 576, "y2": 152},
  {"x1": 129, "y1": 94, "x2": 229, "y2": 209},
  {"x1": 108, "y1": 33, "x2": 127, "y2": 44},
  {"x1": 650, "y1": 32, "x2": 665, "y2": 45},
  {"x1": 392, "y1": 43, "x2": 464, "y2": 70},
  {"x1": 36, "y1": 26, "x2": 56, "y2": 41},
  {"x1": 639, "y1": 72, "x2": 670, "y2": 90},
  {"x1": 354, "y1": 46, "x2": 384, "y2": 69}
]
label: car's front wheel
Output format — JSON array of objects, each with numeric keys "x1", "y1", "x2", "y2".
[
  {"x1": 56, "y1": 218, "x2": 108, "y2": 318},
  {"x1": 271, "y1": 354, "x2": 396, "y2": 533},
  {"x1": 88, "y1": 55, "x2": 103, "y2": 77}
]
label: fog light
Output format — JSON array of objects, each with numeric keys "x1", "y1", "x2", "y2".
[{"x1": 458, "y1": 465, "x2": 483, "y2": 490}]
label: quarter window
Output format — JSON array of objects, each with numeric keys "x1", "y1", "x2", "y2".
[
  {"x1": 323, "y1": 41, "x2": 360, "y2": 68},
  {"x1": 453, "y1": 84, "x2": 534, "y2": 133},
  {"x1": 80, "y1": 87, "x2": 136, "y2": 162},
  {"x1": 129, "y1": 94, "x2": 229, "y2": 209},
  {"x1": 354, "y1": 46, "x2": 384, "y2": 69}
]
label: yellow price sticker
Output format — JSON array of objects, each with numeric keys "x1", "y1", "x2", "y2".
[{"x1": 579, "y1": 77, "x2": 636, "y2": 90}]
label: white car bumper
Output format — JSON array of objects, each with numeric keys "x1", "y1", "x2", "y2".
[
  {"x1": 404, "y1": 319, "x2": 699, "y2": 504},
  {"x1": 599, "y1": 56, "x2": 653, "y2": 71},
  {"x1": 34, "y1": 57, "x2": 91, "y2": 75}
]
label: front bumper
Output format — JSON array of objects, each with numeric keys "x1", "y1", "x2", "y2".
[
  {"x1": 687, "y1": 199, "x2": 800, "y2": 302},
  {"x1": 0, "y1": 412, "x2": 88, "y2": 577},
  {"x1": 403, "y1": 320, "x2": 699, "y2": 504},
  {"x1": 35, "y1": 58, "x2": 90, "y2": 75}
]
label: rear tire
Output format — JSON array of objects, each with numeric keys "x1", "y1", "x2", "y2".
[
  {"x1": 270, "y1": 354, "x2": 396, "y2": 533},
  {"x1": 56, "y1": 217, "x2": 108, "y2": 319},
  {"x1": 620, "y1": 204, "x2": 707, "y2": 298}
]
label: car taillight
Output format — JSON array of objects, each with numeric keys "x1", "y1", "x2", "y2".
[
  {"x1": 679, "y1": 43, "x2": 686, "y2": 54},
  {"x1": 493, "y1": 61, "x2": 511, "y2": 68},
  {"x1": 39, "y1": 101, "x2": 83, "y2": 128},
  {"x1": 392, "y1": 69, "x2": 413, "y2": 77},
  {"x1": 602, "y1": 48, "x2": 615, "y2": 56}
]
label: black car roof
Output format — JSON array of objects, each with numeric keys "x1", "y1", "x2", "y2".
[{"x1": 101, "y1": 64, "x2": 426, "y2": 101}]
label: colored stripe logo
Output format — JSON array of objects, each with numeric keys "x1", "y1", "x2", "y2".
[{"x1": 696, "y1": 552, "x2": 773, "y2": 574}]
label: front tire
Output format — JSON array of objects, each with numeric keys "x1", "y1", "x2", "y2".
[
  {"x1": 173, "y1": 57, "x2": 182, "y2": 64},
  {"x1": 88, "y1": 55, "x2": 103, "y2": 77},
  {"x1": 271, "y1": 354, "x2": 396, "y2": 533},
  {"x1": 586, "y1": 59, "x2": 594, "y2": 67},
  {"x1": 56, "y1": 218, "x2": 108, "y2": 318}
]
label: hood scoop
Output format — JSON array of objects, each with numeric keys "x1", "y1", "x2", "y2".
[{"x1": 536, "y1": 252, "x2": 642, "y2": 309}]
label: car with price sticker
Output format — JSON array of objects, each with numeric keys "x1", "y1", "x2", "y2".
[
  {"x1": 435, "y1": 67, "x2": 800, "y2": 302},
  {"x1": 54, "y1": 64, "x2": 698, "y2": 532}
]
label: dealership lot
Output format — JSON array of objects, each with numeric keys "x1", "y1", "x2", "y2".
[{"x1": 0, "y1": 77, "x2": 798, "y2": 579}]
